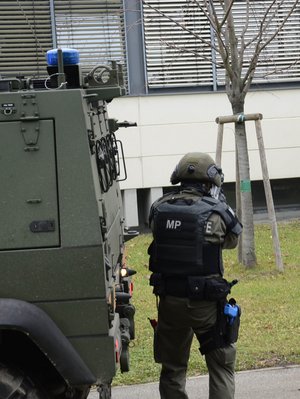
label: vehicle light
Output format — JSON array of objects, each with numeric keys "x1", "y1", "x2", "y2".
[
  {"x1": 46, "y1": 48, "x2": 79, "y2": 66},
  {"x1": 129, "y1": 282, "x2": 134, "y2": 296},
  {"x1": 115, "y1": 338, "x2": 120, "y2": 363},
  {"x1": 120, "y1": 267, "x2": 136, "y2": 278}
]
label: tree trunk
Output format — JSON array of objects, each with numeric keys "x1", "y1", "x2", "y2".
[
  {"x1": 232, "y1": 102, "x2": 257, "y2": 267},
  {"x1": 235, "y1": 141, "x2": 243, "y2": 264}
]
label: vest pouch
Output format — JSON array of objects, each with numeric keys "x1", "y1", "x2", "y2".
[
  {"x1": 149, "y1": 272, "x2": 166, "y2": 296},
  {"x1": 204, "y1": 278, "x2": 232, "y2": 301},
  {"x1": 187, "y1": 276, "x2": 206, "y2": 300},
  {"x1": 156, "y1": 242, "x2": 203, "y2": 274},
  {"x1": 155, "y1": 242, "x2": 199, "y2": 263}
]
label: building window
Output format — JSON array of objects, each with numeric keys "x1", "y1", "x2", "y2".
[
  {"x1": 0, "y1": 1, "x2": 53, "y2": 78},
  {"x1": 142, "y1": 0, "x2": 300, "y2": 90},
  {"x1": 143, "y1": 1, "x2": 213, "y2": 88},
  {"x1": 55, "y1": 0, "x2": 127, "y2": 79},
  {"x1": 0, "y1": 0, "x2": 127, "y2": 83}
]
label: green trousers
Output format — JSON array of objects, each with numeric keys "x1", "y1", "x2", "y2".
[{"x1": 155, "y1": 296, "x2": 236, "y2": 399}]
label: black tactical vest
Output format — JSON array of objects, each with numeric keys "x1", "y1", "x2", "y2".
[{"x1": 148, "y1": 192, "x2": 240, "y2": 276}]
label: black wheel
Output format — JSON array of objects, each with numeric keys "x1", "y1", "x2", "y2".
[
  {"x1": 0, "y1": 362, "x2": 48, "y2": 398},
  {"x1": 72, "y1": 387, "x2": 90, "y2": 399},
  {"x1": 98, "y1": 382, "x2": 112, "y2": 399}
]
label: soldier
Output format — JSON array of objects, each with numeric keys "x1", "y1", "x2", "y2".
[{"x1": 148, "y1": 152, "x2": 242, "y2": 399}]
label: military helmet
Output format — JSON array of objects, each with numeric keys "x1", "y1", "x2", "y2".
[{"x1": 170, "y1": 152, "x2": 222, "y2": 186}]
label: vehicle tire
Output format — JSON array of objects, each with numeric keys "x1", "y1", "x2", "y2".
[
  {"x1": 0, "y1": 362, "x2": 48, "y2": 399},
  {"x1": 73, "y1": 387, "x2": 90, "y2": 399},
  {"x1": 98, "y1": 382, "x2": 112, "y2": 399}
]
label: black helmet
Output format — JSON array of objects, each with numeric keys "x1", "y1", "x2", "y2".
[{"x1": 170, "y1": 152, "x2": 222, "y2": 186}]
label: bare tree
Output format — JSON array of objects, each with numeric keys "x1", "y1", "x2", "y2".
[{"x1": 142, "y1": 0, "x2": 300, "y2": 267}]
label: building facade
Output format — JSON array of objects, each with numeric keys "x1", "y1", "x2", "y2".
[{"x1": 1, "y1": 1, "x2": 300, "y2": 227}]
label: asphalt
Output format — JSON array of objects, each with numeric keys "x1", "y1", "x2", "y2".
[{"x1": 88, "y1": 365, "x2": 300, "y2": 399}]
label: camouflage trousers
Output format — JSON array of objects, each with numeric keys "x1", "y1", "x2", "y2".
[{"x1": 154, "y1": 296, "x2": 236, "y2": 399}]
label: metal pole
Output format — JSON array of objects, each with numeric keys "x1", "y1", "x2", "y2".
[
  {"x1": 57, "y1": 48, "x2": 66, "y2": 88},
  {"x1": 49, "y1": 0, "x2": 57, "y2": 48}
]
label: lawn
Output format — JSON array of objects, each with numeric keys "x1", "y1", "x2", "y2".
[{"x1": 113, "y1": 219, "x2": 300, "y2": 386}]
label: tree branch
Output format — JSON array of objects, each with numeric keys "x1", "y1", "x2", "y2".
[
  {"x1": 142, "y1": 1, "x2": 217, "y2": 52},
  {"x1": 243, "y1": 1, "x2": 280, "y2": 50},
  {"x1": 238, "y1": 0, "x2": 250, "y2": 71},
  {"x1": 257, "y1": 0, "x2": 299, "y2": 53},
  {"x1": 219, "y1": 0, "x2": 235, "y2": 29},
  {"x1": 224, "y1": 0, "x2": 240, "y2": 79},
  {"x1": 242, "y1": 0, "x2": 299, "y2": 88},
  {"x1": 143, "y1": 0, "x2": 300, "y2": 95}
]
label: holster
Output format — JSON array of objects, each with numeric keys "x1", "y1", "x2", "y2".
[
  {"x1": 198, "y1": 299, "x2": 241, "y2": 355},
  {"x1": 224, "y1": 302, "x2": 241, "y2": 344}
]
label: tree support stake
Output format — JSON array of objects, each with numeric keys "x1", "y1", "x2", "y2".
[{"x1": 215, "y1": 113, "x2": 284, "y2": 272}]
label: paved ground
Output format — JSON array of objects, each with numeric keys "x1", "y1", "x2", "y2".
[
  {"x1": 88, "y1": 365, "x2": 300, "y2": 399},
  {"x1": 253, "y1": 206, "x2": 300, "y2": 223}
]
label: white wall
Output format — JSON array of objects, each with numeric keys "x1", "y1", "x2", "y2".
[{"x1": 108, "y1": 88, "x2": 300, "y2": 190}]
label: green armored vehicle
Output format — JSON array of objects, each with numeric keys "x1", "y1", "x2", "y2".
[{"x1": 0, "y1": 49, "x2": 136, "y2": 399}]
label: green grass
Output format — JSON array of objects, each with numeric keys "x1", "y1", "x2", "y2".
[{"x1": 113, "y1": 220, "x2": 300, "y2": 386}]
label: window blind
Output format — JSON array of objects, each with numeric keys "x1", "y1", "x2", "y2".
[
  {"x1": 143, "y1": 0, "x2": 300, "y2": 89},
  {"x1": 0, "y1": 1, "x2": 53, "y2": 78},
  {"x1": 143, "y1": 1, "x2": 214, "y2": 88},
  {"x1": 54, "y1": 0, "x2": 127, "y2": 78},
  {"x1": 215, "y1": 1, "x2": 300, "y2": 85},
  {"x1": 0, "y1": 0, "x2": 127, "y2": 82}
]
